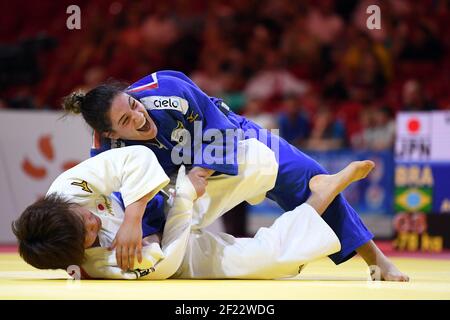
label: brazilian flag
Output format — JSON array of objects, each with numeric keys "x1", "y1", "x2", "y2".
[{"x1": 395, "y1": 187, "x2": 432, "y2": 213}]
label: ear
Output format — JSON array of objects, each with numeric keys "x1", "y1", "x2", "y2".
[{"x1": 103, "y1": 131, "x2": 120, "y2": 140}]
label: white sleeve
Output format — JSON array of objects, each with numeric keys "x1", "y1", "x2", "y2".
[
  {"x1": 80, "y1": 166, "x2": 197, "y2": 280},
  {"x1": 47, "y1": 146, "x2": 169, "y2": 206},
  {"x1": 140, "y1": 165, "x2": 197, "y2": 279}
]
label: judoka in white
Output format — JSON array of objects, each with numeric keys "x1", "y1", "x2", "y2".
[{"x1": 47, "y1": 139, "x2": 374, "y2": 280}]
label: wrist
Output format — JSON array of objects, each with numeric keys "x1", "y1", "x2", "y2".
[
  {"x1": 190, "y1": 167, "x2": 215, "y2": 178},
  {"x1": 123, "y1": 213, "x2": 142, "y2": 224},
  {"x1": 124, "y1": 201, "x2": 147, "y2": 222}
]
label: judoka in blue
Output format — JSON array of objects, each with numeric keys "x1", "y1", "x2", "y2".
[{"x1": 92, "y1": 70, "x2": 373, "y2": 265}]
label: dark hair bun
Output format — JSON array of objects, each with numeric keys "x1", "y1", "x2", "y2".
[{"x1": 62, "y1": 92, "x2": 85, "y2": 114}]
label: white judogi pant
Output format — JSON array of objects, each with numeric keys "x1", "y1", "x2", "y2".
[
  {"x1": 80, "y1": 139, "x2": 341, "y2": 280},
  {"x1": 175, "y1": 203, "x2": 340, "y2": 279}
]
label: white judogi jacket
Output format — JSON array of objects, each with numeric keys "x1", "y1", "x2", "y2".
[{"x1": 47, "y1": 145, "x2": 170, "y2": 249}]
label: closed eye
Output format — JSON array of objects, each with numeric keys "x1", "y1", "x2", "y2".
[
  {"x1": 122, "y1": 117, "x2": 130, "y2": 126},
  {"x1": 121, "y1": 96, "x2": 136, "y2": 126}
]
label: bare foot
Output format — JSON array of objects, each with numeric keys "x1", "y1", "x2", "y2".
[
  {"x1": 309, "y1": 160, "x2": 375, "y2": 201},
  {"x1": 373, "y1": 257, "x2": 410, "y2": 282},
  {"x1": 358, "y1": 240, "x2": 410, "y2": 282}
]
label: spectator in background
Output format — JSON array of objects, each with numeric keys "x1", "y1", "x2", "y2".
[
  {"x1": 351, "y1": 109, "x2": 373, "y2": 150},
  {"x1": 242, "y1": 24, "x2": 274, "y2": 77},
  {"x1": 278, "y1": 94, "x2": 310, "y2": 147},
  {"x1": 217, "y1": 49, "x2": 248, "y2": 113},
  {"x1": 306, "y1": 0, "x2": 344, "y2": 46},
  {"x1": 352, "y1": 105, "x2": 395, "y2": 151},
  {"x1": 281, "y1": 13, "x2": 321, "y2": 79},
  {"x1": 190, "y1": 58, "x2": 226, "y2": 97},
  {"x1": 399, "y1": 20, "x2": 444, "y2": 61},
  {"x1": 140, "y1": 6, "x2": 180, "y2": 55},
  {"x1": 305, "y1": 0, "x2": 344, "y2": 76},
  {"x1": 303, "y1": 105, "x2": 346, "y2": 151},
  {"x1": 341, "y1": 32, "x2": 390, "y2": 102},
  {"x1": 73, "y1": 66, "x2": 106, "y2": 93},
  {"x1": 242, "y1": 98, "x2": 277, "y2": 130},
  {"x1": 366, "y1": 106, "x2": 396, "y2": 151},
  {"x1": 244, "y1": 49, "x2": 309, "y2": 102},
  {"x1": 402, "y1": 79, "x2": 436, "y2": 111},
  {"x1": 3, "y1": 0, "x2": 449, "y2": 115}
]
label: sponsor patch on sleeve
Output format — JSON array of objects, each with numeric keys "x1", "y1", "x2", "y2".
[{"x1": 141, "y1": 96, "x2": 189, "y2": 115}]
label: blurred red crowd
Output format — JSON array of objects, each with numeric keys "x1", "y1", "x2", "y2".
[{"x1": 0, "y1": 0, "x2": 448, "y2": 151}]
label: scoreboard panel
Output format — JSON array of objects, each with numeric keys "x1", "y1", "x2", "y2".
[{"x1": 394, "y1": 111, "x2": 450, "y2": 252}]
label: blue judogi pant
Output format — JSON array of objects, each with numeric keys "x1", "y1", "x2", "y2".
[{"x1": 229, "y1": 113, "x2": 374, "y2": 265}]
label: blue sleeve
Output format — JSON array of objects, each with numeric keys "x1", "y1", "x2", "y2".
[
  {"x1": 141, "y1": 193, "x2": 166, "y2": 237},
  {"x1": 156, "y1": 71, "x2": 240, "y2": 175},
  {"x1": 112, "y1": 192, "x2": 166, "y2": 236}
]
